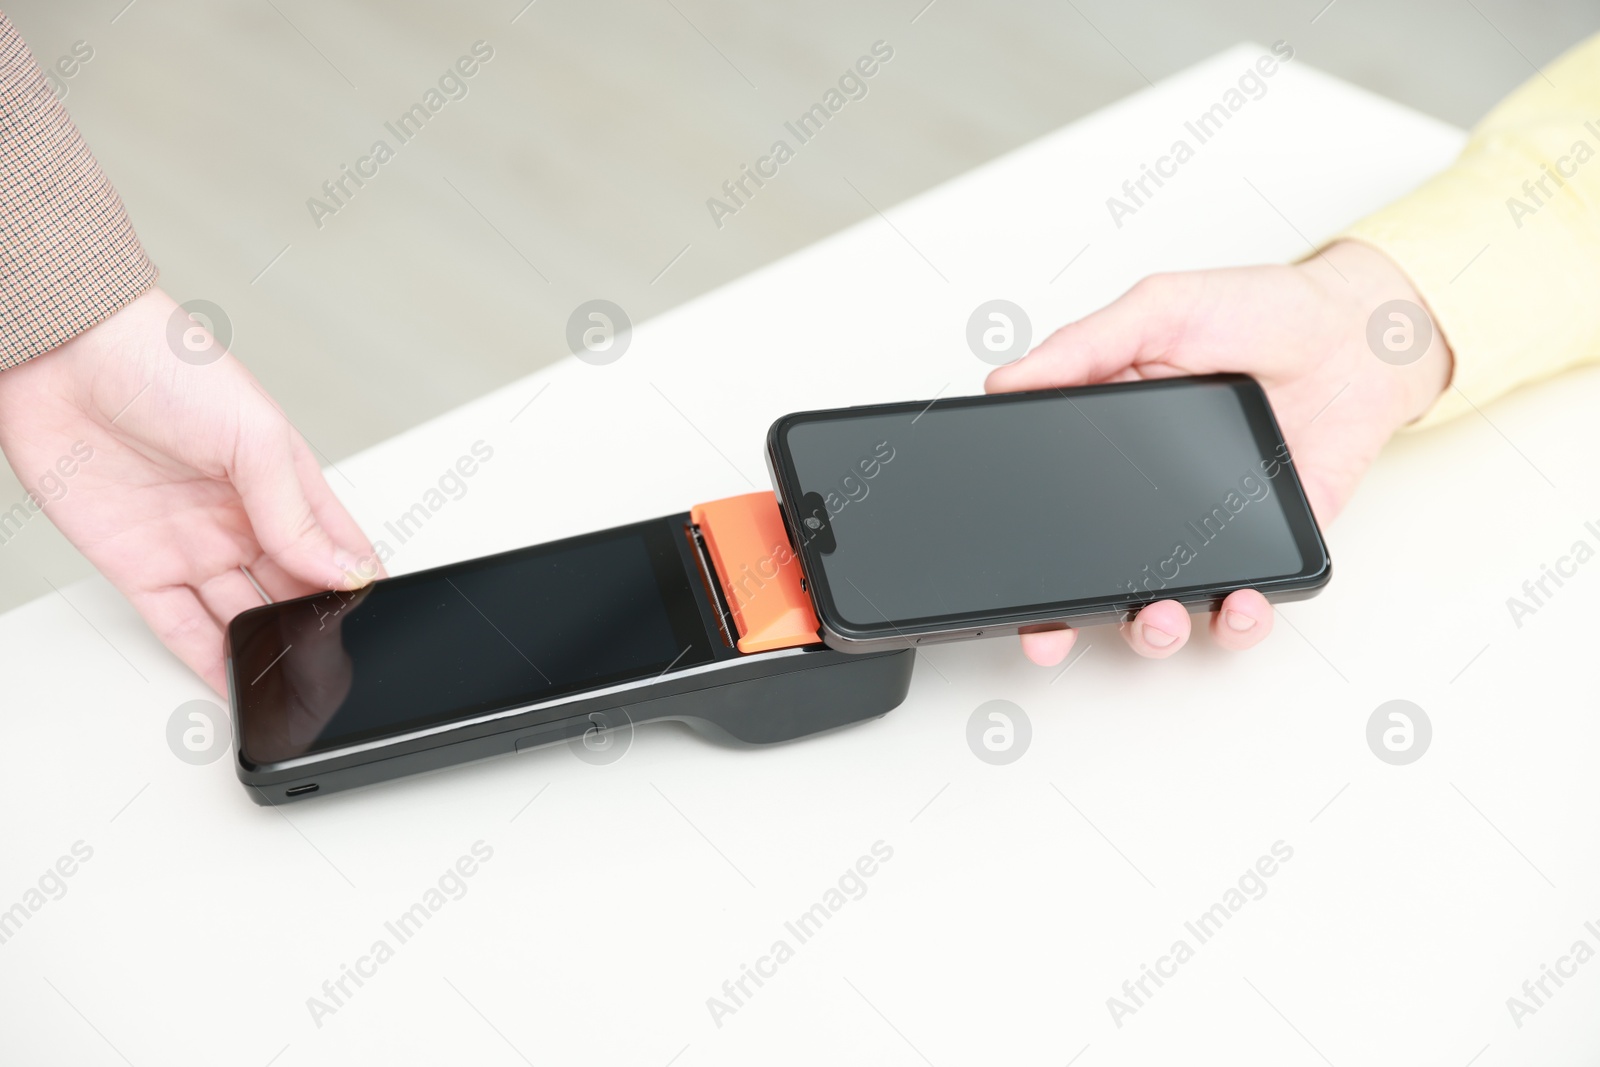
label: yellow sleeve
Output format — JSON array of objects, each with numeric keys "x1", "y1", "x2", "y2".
[{"x1": 1338, "y1": 33, "x2": 1600, "y2": 429}]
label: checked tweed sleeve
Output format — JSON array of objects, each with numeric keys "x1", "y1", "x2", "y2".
[{"x1": 0, "y1": 12, "x2": 155, "y2": 369}]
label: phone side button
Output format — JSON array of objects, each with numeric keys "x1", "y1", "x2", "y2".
[{"x1": 513, "y1": 714, "x2": 594, "y2": 752}]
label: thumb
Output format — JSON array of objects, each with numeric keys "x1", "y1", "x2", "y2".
[
  {"x1": 231, "y1": 416, "x2": 367, "y2": 592},
  {"x1": 985, "y1": 273, "x2": 1197, "y2": 393}
]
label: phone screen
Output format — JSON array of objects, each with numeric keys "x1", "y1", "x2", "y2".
[
  {"x1": 228, "y1": 519, "x2": 715, "y2": 765},
  {"x1": 770, "y1": 376, "x2": 1326, "y2": 637}
]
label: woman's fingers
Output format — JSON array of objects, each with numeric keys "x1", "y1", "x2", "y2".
[
  {"x1": 228, "y1": 403, "x2": 370, "y2": 593},
  {"x1": 1022, "y1": 589, "x2": 1274, "y2": 666},
  {"x1": 128, "y1": 585, "x2": 227, "y2": 694},
  {"x1": 1124, "y1": 599, "x2": 1192, "y2": 658},
  {"x1": 1210, "y1": 588, "x2": 1274, "y2": 650},
  {"x1": 194, "y1": 567, "x2": 274, "y2": 631},
  {"x1": 241, "y1": 554, "x2": 322, "y2": 604},
  {"x1": 291, "y1": 435, "x2": 384, "y2": 583},
  {"x1": 984, "y1": 274, "x2": 1197, "y2": 394},
  {"x1": 1019, "y1": 626, "x2": 1078, "y2": 666}
]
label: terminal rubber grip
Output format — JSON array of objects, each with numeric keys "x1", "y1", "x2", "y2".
[{"x1": 689, "y1": 492, "x2": 822, "y2": 654}]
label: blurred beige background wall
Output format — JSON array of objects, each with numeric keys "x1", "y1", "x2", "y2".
[{"x1": 2, "y1": 0, "x2": 1596, "y2": 612}]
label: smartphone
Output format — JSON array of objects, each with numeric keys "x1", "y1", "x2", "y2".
[
  {"x1": 226, "y1": 509, "x2": 912, "y2": 804},
  {"x1": 765, "y1": 374, "x2": 1331, "y2": 652}
]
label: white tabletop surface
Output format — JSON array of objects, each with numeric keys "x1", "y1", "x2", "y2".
[{"x1": 5, "y1": 44, "x2": 1597, "y2": 1066}]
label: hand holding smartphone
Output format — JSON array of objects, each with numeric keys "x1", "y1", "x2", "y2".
[{"x1": 765, "y1": 374, "x2": 1330, "y2": 653}]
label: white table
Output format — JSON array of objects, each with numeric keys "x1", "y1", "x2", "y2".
[{"x1": 4, "y1": 44, "x2": 1596, "y2": 1066}]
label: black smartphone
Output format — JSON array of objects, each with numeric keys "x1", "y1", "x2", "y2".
[
  {"x1": 226, "y1": 511, "x2": 912, "y2": 804},
  {"x1": 765, "y1": 374, "x2": 1331, "y2": 652}
]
